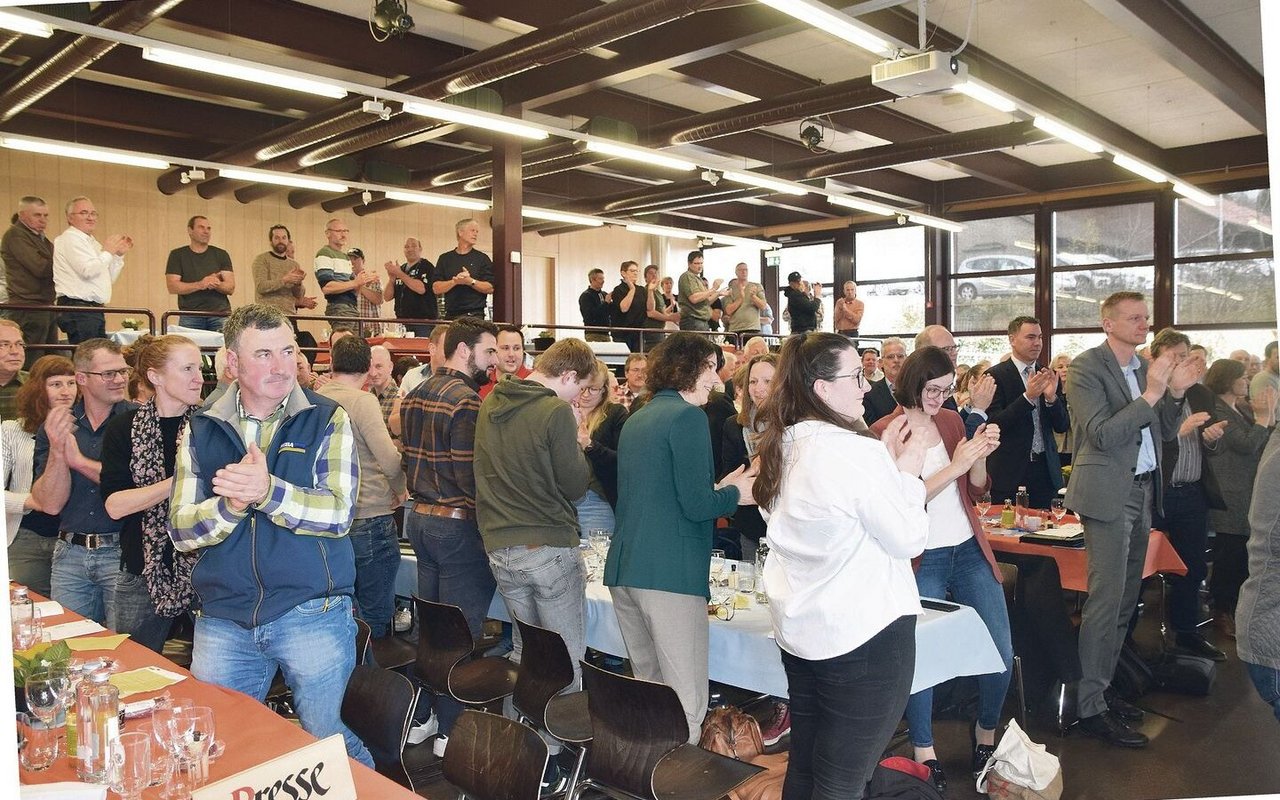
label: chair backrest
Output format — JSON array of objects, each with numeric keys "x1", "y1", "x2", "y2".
[
  {"x1": 512, "y1": 618, "x2": 575, "y2": 727},
  {"x1": 998, "y1": 561, "x2": 1019, "y2": 608},
  {"x1": 414, "y1": 597, "x2": 475, "y2": 692},
  {"x1": 354, "y1": 617, "x2": 372, "y2": 665},
  {"x1": 341, "y1": 664, "x2": 418, "y2": 789},
  {"x1": 443, "y1": 709, "x2": 548, "y2": 800},
  {"x1": 580, "y1": 661, "x2": 689, "y2": 800}
]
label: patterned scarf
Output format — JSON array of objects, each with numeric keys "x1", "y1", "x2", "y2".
[{"x1": 129, "y1": 400, "x2": 197, "y2": 618}]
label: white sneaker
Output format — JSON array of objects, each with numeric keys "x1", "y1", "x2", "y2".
[
  {"x1": 432, "y1": 734, "x2": 448, "y2": 758},
  {"x1": 393, "y1": 608, "x2": 412, "y2": 633},
  {"x1": 406, "y1": 713, "x2": 438, "y2": 745}
]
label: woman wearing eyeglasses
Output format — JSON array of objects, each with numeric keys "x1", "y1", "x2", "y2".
[
  {"x1": 754, "y1": 333, "x2": 928, "y2": 800},
  {"x1": 870, "y1": 345, "x2": 1007, "y2": 792},
  {"x1": 572, "y1": 359, "x2": 627, "y2": 534}
]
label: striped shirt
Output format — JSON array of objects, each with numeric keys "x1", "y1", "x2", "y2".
[
  {"x1": 399, "y1": 368, "x2": 480, "y2": 509},
  {"x1": 169, "y1": 384, "x2": 356, "y2": 551}
]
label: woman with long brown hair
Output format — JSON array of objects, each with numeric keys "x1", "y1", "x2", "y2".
[
  {"x1": 3, "y1": 355, "x2": 77, "y2": 596},
  {"x1": 721, "y1": 352, "x2": 778, "y2": 562},
  {"x1": 754, "y1": 332, "x2": 928, "y2": 800},
  {"x1": 572, "y1": 359, "x2": 627, "y2": 533}
]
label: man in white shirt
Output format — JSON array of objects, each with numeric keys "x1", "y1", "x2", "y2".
[{"x1": 53, "y1": 197, "x2": 132, "y2": 344}]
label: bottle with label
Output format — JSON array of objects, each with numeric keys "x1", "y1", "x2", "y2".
[
  {"x1": 1015, "y1": 486, "x2": 1030, "y2": 528},
  {"x1": 76, "y1": 669, "x2": 119, "y2": 783},
  {"x1": 999, "y1": 500, "x2": 1016, "y2": 529},
  {"x1": 754, "y1": 537, "x2": 770, "y2": 605},
  {"x1": 10, "y1": 585, "x2": 32, "y2": 623}
]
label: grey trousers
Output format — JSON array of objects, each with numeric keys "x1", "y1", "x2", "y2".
[
  {"x1": 611, "y1": 585, "x2": 709, "y2": 743},
  {"x1": 1077, "y1": 477, "x2": 1153, "y2": 718}
]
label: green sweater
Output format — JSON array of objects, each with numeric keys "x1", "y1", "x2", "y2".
[
  {"x1": 604, "y1": 389, "x2": 739, "y2": 598},
  {"x1": 474, "y1": 377, "x2": 589, "y2": 551}
]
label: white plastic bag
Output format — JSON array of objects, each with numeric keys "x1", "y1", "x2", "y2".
[{"x1": 975, "y1": 719, "x2": 1062, "y2": 799}]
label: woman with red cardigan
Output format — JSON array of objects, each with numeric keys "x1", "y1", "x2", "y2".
[{"x1": 870, "y1": 345, "x2": 1009, "y2": 793}]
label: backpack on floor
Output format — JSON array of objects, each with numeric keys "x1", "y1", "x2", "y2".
[
  {"x1": 863, "y1": 756, "x2": 945, "y2": 799},
  {"x1": 1110, "y1": 640, "x2": 1154, "y2": 700},
  {"x1": 1153, "y1": 651, "x2": 1216, "y2": 695}
]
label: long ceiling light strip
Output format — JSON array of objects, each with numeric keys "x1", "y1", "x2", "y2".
[
  {"x1": 1170, "y1": 181, "x2": 1215, "y2": 208},
  {"x1": 711, "y1": 233, "x2": 781, "y2": 250},
  {"x1": 754, "y1": 0, "x2": 893, "y2": 56},
  {"x1": 1031, "y1": 116, "x2": 1104, "y2": 154},
  {"x1": 0, "y1": 136, "x2": 170, "y2": 170},
  {"x1": 402, "y1": 101, "x2": 548, "y2": 141},
  {"x1": 906, "y1": 212, "x2": 965, "y2": 233},
  {"x1": 721, "y1": 171, "x2": 808, "y2": 196},
  {"x1": 827, "y1": 195, "x2": 897, "y2": 216},
  {"x1": 954, "y1": 81, "x2": 1018, "y2": 114},
  {"x1": 0, "y1": 10, "x2": 52, "y2": 37},
  {"x1": 384, "y1": 190, "x2": 491, "y2": 211},
  {"x1": 142, "y1": 46, "x2": 347, "y2": 99},
  {"x1": 218, "y1": 168, "x2": 347, "y2": 192},
  {"x1": 584, "y1": 141, "x2": 697, "y2": 172},
  {"x1": 624, "y1": 223, "x2": 701, "y2": 239},
  {"x1": 523, "y1": 208, "x2": 604, "y2": 227}
]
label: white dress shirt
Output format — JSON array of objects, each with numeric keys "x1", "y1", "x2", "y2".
[
  {"x1": 52, "y1": 226, "x2": 125, "y2": 303},
  {"x1": 2, "y1": 419, "x2": 35, "y2": 545},
  {"x1": 762, "y1": 419, "x2": 927, "y2": 660}
]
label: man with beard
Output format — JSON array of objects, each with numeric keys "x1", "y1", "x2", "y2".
[
  {"x1": 398, "y1": 315, "x2": 499, "y2": 756},
  {"x1": 165, "y1": 215, "x2": 235, "y2": 331},
  {"x1": 480, "y1": 325, "x2": 532, "y2": 399},
  {"x1": 252, "y1": 225, "x2": 317, "y2": 322}
]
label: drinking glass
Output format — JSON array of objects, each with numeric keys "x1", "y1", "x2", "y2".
[
  {"x1": 736, "y1": 562, "x2": 756, "y2": 595},
  {"x1": 110, "y1": 731, "x2": 152, "y2": 800},
  {"x1": 137, "y1": 722, "x2": 175, "y2": 793},
  {"x1": 709, "y1": 549, "x2": 726, "y2": 583},
  {"x1": 1051, "y1": 498, "x2": 1067, "y2": 525},
  {"x1": 172, "y1": 706, "x2": 215, "y2": 787},
  {"x1": 16, "y1": 712, "x2": 59, "y2": 771},
  {"x1": 25, "y1": 665, "x2": 70, "y2": 726},
  {"x1": 976, "y1": 492, "x2": 993, "y2": 519},
  {"x1": 587, "y1": 529, "x2": 611, "y2": 560},
  {"x1": 13, "y1": 607, "x2": 42, "y2": 651}
]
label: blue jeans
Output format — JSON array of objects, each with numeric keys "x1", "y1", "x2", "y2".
[
  {"x1": 178, "y1": 314, "x2": 226, "y2": 332},
  {"x1": 8, "y1": 529, "x2": 55, "y2": 598},
  {"x1": 574, "y1": 490, "x2": 615, "y2": 537},
  {"x1": 488, "y1": 546, "x2": 587, "y2": 689},
  {"x1": 50, "y1": 539, "x2": 120, "y2": 625},
  {"x1": 108, "y1": 570, "x2": 171, "y2": 654},
  {"x1": 349, "y1": 515, "x2": 400, "y2": 637},
  {"x1": 192, "y1": 596, "x2": 372, "y2": 767},
  {"x1": 1245, "y1": 662, "x2": 1280, "y2": 722},
  {"x1": 906, "y1": 537, "x2": 1014, "y2": 746},
  {"x1": 782, "y1": 615, "x2": 916, "y2": 800},
  {"x1": 404, "y1": 510, "x2": 495, "y2": 735}
]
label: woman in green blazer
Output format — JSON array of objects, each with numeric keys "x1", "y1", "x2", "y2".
[{"x1": 604, "y1": 333, "x2": 755, "y2": 743}]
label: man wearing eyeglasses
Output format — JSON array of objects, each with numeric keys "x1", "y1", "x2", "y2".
[
  {"x1": 480, "y1": 325, "x2": 532, "y2": 400},
  {"x1": 30, "y1": 338, "x2": 134, "y2": 624},
  {"x1": 52, "y1": 197, "x2": 132, "y2": 344},
  {"x1": 862, "y1": 337, "x2": 906, "y2": 426},
  {"x1": 0, "y1": 320, "x2": 28, "y2": 421},
  {"x1": 314, "y1": 219, "x2": 371, "y2": 320},
  {"x1": 916, "y1": 324, "x2": 993, "y2": 439}
]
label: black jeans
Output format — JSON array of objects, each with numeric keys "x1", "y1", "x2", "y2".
[
  {"x1": 1210, "y1": 532, "x2": 1249, "y2": 613},
  {"x1": 781, "y1": 614, "x2": 916, "y2": 800},
  {"x1": 1158, "y1": 482, "x2": 1210, "y2": 635},
  {"x1": 55, "y1": 298, "x2": 105, "y2": 344}
]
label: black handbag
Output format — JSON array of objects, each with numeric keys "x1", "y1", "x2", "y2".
[{"x1": 1153, "y1": 652, "x2": 1217, "y2": 696}]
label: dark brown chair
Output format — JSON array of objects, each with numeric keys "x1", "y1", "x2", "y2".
[
  {"x1": 341, "y1": 664, "x2": 419, "y2": 790},
  {"x1": 371, "y1": 634, "x2": 417, "y2": 672},
  {"x1": 998, "y1": 561, "x2": 1028, "y2": 729},
  {"x1": 355, "y1": 617, "x2": 372, "y2": 665},
  {"x1": 414, "y1": 597, "x2": 518, "y2": 710},
  {"x1": 443, "y1": 709, "x2": 548, "y2": 800},
  {"x1": 580, "y1": 661, "x2": 763, "y2": 800},
  {"x1": 513, "y1": 619, "x2": 594, "y2": 799}
]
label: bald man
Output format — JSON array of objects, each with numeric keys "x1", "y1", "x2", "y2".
[{"x1": 916, "y1": 324, "x2": 992, "y2": 438}]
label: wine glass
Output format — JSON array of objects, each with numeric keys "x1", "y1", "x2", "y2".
[
  {"x1": 137, "y1": 721, "x2": 175, "y2": 793},
  {"x1": 172, "y1": 706, "x2": 215, "y2": 787},
  {"x1": 976, "y1": 492, "x2": 993, "y2": 519},
  {"x1": 109, "y1": 731, "x2": 152, "y2": 800},
  {"x1": 709, "y1": 549, "x2": 726, "y2": 584},
  {"x1": 25, "y1": 665, "x2": 70, "y2": 727},
  {"x1": 588, "y1": 529, "x2": 611, "y2": 561},
  {"x1": 1051, "y1": 498, "x2": 1067, "y2": 525}
]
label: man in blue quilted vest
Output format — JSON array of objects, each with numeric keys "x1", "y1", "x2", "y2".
[{"x1": 169, "y1": 303, "x2": 372, "y2": 766}]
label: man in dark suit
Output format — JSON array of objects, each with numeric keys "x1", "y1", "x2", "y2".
[
  {"x1": 915, "y1": 324, "x2": 993, "y2": 438},
  {"x1": 862, "y1": 336, "x2": 905, "y2": 426},
  {"x1": 1149, "y1": 328, "x2": 1228, "y2": 661},
  {"x1": 1065, "y1": 292, "x2": 1198, "y2": 748},
  {"x1": 976, "y1": 316, "x2": 1069, "y2": 508}
]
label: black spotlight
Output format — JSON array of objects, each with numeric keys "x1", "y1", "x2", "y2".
[{"x1": 371, "y1": 0, "x2": 414, "y2": 39}]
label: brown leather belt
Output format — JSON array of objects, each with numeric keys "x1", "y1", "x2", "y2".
[{"x1": 412, "y1": 502, "x2": 473, "y2": 521}]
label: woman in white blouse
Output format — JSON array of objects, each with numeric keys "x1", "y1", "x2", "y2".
[
  {"x1": 754, "y1": 332, "x2": 928, "y2": 800},
  {"x1": 3, "y1": 355, "x2": 77, "y2": 596}
]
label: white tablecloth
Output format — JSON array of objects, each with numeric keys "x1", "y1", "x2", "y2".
[
  {"x1": 110, "y1": 325, "x2": 225, "y2": 348},
  {"x1": 396, "y1": 553, "x2": 1004, "y2": 696}
]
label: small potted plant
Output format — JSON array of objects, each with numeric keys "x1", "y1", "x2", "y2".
[
  {"x1": 532, "y1": 330, "x2": 556, "y2": 352},
  {"x1": 121, "y1": 318, "x2": 140, "y2": 330},
  {"x1": 13, "y1": 640, "x2": 71, "y2": 713}
]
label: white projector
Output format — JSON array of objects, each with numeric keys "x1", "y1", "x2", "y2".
[{"x1": 871, "y1": 50, "x2": 968, "y2": 97}]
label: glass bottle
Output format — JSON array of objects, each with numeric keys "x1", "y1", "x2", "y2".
[
  {"x1": 1015, "y1": 486, "x2": 1030, "y2": 528},
  {"x1": 754, "y1": 537, "x2": 770, "y2": 605},
  {"x1": 77, "y1": 669, "x2": 119, "y2": 783},
  {"x1": 999, "y1": 500, "x2": 1016, "y2": 529}
]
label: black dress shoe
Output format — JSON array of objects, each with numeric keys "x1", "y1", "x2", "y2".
[
  {"x1": 1104, "y1": 689, "x2": 1144, "y2": 722},
  {"x1": 922, "y1": 759, "x2": 947, "y2": 792},
  {"x1": 1076, "y1": 712, "x2": 1148, "y2": 748},
  {"x1": 969, "y1": 723, "x2": 997, "y2": 777},
  {"x1": 1175, "y1": 633, "x2": 1227, "y2": 662}
]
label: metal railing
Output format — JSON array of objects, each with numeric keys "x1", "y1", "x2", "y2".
[{"x1": 0, "y1": 302, "x2": 157, "y2": 360}]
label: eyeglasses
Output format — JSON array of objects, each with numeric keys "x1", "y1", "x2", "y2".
[
  {"x1": 72, "y1": 210, "x2": 99, "y2": 217},
  {"x1": 326, "y1": 228, "x2": 350, "y2": 234},
  {"x1": 0, "y1": 341, "x2": 26, "y2": 351},
  {"x1": 80, "y1": 368, "x2": 131, "y2": 381},
  {"x1": 579, "y1": 386, "x2": 606, "y2": 396},
  {"x1": 829, "y1": 368, "x2": 870, "y2": 391},
  {"x1": 940, "y1": 345, "x2": 959, "y2": 355},
  {"x1": 923, "y1": 383, "x2": 956, "y2": 399}
]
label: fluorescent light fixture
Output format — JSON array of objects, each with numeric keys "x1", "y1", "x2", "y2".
[
  {"x1": 1112, "y1": 154, "x2": 1170, "y2": 184},
  {"x1": 755, "y1": 0, "x2": 892, "y2": 55},
  {"x1": 1032, "y1": 116, "x2": 1104, "y2": 154},
  {"x1": 955, "y1": 82, "x2": 1018, "y2": 113},
  {"x1": 218, "y1": 168, "x2": 348, "y2": 192},
  {"x1": 523, "y1": 208, "x2": 603, "y2": 227},
  {"x1": 142, "y1": 46, "x2": 347, "y2": 99},
  {"x1": 384, "y1": 190, "x2": 490, "y2": 210},
  {"x1": 1171, "y1": 181, "x2": 1215, "y2": 207},
  {"x1": 0, "y1": 10, "x2": 52, "y2": 37},
  {"x1": 711, "y1": 233, "x2": 779, "y2": 250},
  {"x1": 0, "y1": 137, "x2": 169, "y2": 169},
  {"x1": 906, "y1": 212, "x2": 965, "y2": 233},
  {"x1": 722, "y1": 171, "x2": 808, "y2": 196},
  {"x1": 625, "y1": 223, "x2": 699, "y2": 239},
  {"x1": 402, "y1": 101, "x2": 548, "y2": 141},
  {"x1": 585, "y1": 141, "x2": 697, "y2": 172},
  {"x1": 827, "y1": 195, "x2": 896, "y2": 216}
]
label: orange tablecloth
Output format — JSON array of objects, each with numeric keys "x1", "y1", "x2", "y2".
[
  {"x1": 985, "y1": 524, "x2": 1186, "y2": 592},
  {"x1": 16, "y1": 594, "x2": 419, "y2": 799}
]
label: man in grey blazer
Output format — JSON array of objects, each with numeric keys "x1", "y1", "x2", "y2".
[{"x1": 1065, "y1": 291, "x2": 1199, "y2": 748}]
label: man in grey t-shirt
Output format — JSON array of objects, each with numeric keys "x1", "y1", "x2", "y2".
[{"x1": 165, "y1": 215, "x2": 234, "y2": 332}]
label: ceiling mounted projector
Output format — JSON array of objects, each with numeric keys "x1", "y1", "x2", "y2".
[{"x1": 872, "y1": 50, "x2": 968, "y2": 97}]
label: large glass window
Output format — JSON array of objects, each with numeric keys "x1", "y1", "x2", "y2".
[
  {"x1": 950, "y1": 215, "x2": 1036, "y2": 332},
  {"x1": 775, "y1": 243, "x2": 834, "y2": 335},
  {"x1": 1174, "y1": 189, "x2": 1274, "y2": 328},
  {"x1": 856, "y1": 227, "x2": 925, "y2": 335},
  {"x1": 1052, "y1": 203, "x2": 1155, "y2": 330}
]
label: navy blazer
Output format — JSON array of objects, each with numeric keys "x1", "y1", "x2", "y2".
[
  {"x1": 982, "y1": 359, "x2": 1070, "y2": 496},
  {"x1": 862, "y1": 378, "x2": 897, "y2": 427}
]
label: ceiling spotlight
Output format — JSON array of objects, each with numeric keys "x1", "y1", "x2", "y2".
[
  {"x1": 178, "y1": 168, "x2": 206, "y2": 185},
  {"x1": 799, "y1": 118, "x2": 826, "y2": 153},
  {"x1": 370, "y1": 0, "x2": 414, "y2": 41},
  {"x1": 361, "y1": 99, "x2": 392, "y2": 121},
  {"x1": 701, "y1": 169, "x2": 720, "y2": 186},
  {"x1": 361, "y1": 190, "x2": 374, "y2": 205}
]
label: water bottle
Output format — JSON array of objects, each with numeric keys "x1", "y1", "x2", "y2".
[
  {"x1": 10, "y1": 585, "x2": 33, "y2": 623},
  {"x1": 1015, "y1": 486, "x2": 1030, "y2": 529},
  {"x1": 754, "y1": 537, "x2": 770, "y2": 605},
  {"x1": 77, "y1": 669, "x2": 119, "y2": 783}
]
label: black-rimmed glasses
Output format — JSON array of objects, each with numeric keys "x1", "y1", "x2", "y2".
[
  {"x1": 829, "y1": 368, "x2": 870, "y2": 391},
  {"x1": 923, "y1": 383, "x2": 956, "y2": 399},
  {"x1": 80, "y1": 368, "x2": 131, "y2": 381}
]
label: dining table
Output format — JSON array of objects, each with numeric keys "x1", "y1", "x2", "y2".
[{"x1": 12, "y1": 591, "x2": 421, "y2": 799}]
